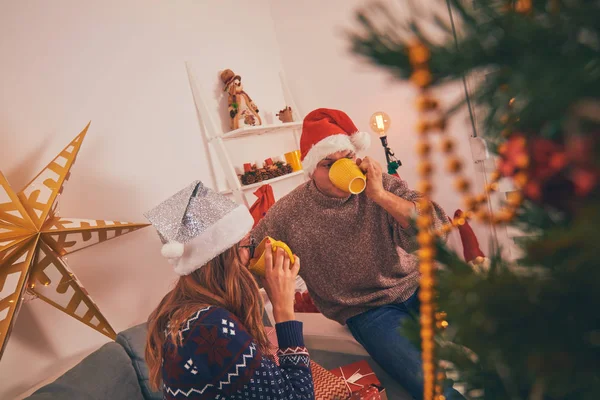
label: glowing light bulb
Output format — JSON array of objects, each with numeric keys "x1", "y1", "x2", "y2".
[{"x1": 369, "y1": 111, "x2": 391, "y2": 136}]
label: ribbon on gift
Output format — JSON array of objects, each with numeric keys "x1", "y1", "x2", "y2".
[
  {"x1": 330, "y1": 360, "x2": 381, "y2": 394},
  {"x1": 340, "y1": 366, "x2": 376, "y2": 392}
]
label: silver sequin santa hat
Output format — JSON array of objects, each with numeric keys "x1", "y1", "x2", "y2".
[{"x1": 144, "y1": 180, "x2": 254, "y2": 276}]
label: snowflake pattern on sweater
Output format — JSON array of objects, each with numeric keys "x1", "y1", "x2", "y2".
[{"x1": 162, "y1": 306, "x2": 314, "y2": 399}]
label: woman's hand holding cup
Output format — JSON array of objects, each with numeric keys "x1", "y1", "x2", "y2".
[{"x1": 262, "y1": 240, "x2": 300, "y2": 323}]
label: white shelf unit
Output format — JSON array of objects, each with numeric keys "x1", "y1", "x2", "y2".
[
  {"x1": 185, "y1": 62, "x2": 307, "y2": 207},
  {"x1": 221, "y1": 121, "x2": 303, "y2": 140},
  {"x1": 219, "y1": 170, "x2": 305, "y2": 195}
]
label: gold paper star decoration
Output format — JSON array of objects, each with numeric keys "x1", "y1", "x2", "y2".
[{"x1": 0, "y1": 123, "x2": 149, "y2": 359}]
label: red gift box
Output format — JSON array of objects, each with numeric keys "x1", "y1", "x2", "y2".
[
  {"x1": 243, "y1": 163, "x2": 252, "y2": 172},
  {"x1": 264, "y1": 158, "x2": 274, "y2": 166},
  {"x1": 330, "y1": 360, "x2": 381, "y2": 393},
  {"x1": 265, "y1": 327, "x2": 352, "y2": 399},
  {"x1": 350, "y1": 385, "x2": 388, "y2": 400}
]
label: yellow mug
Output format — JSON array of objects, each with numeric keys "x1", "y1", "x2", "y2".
[
  {"x1": 328, "y1": 158, "x2": 366, "y2": 194},
  {"x1": 284, "y1": 150, "x2": 303, "y2": 172},
  {"x1": 248, "y1": 236, "x2": 295, "y2": 277}
]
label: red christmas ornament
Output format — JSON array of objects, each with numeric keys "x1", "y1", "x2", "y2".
[
  {"x1": 453, "y1": 210, "x2": 485, "y2": 263},
  {"x1": 499, "y1": 134, "x2": 576, "y2": 209},
  {"x1": 566, "y1": 135, "x2": 599, "y2": 196}
]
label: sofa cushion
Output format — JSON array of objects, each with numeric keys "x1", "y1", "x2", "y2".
[
  {"x1": 116, "y1": 323, "x2": 162, "y2": 400},
  {"x1": 25, "y1": 342, "x2": 144, "y2": 400}
]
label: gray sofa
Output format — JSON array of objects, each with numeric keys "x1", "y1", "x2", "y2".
[{"x1": 25, "y1": 322, "x2": 409, "y2": 399}]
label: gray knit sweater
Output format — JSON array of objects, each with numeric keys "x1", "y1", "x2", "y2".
[{"x1": 250, "y1": 174, "x2": 448, "y2": 324}]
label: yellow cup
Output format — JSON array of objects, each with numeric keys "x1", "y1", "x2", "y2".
[
  {"x1": 284, "y1": 150, "x2": 303, "y2": 172},
  {"x1": 248, "y1": 236, "x2": 295, "y2": 277},
  {"x1": 328, "y1": 158, "x2": 366, "y2": 194}
]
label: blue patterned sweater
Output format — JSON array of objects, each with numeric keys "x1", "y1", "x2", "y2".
[{"x1": 162, "y1": 306, "x2": 314, "y2": 399}]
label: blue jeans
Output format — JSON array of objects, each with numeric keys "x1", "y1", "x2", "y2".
[{"x1": 346, "y1": 290, "x2": 464, "y2": 400}]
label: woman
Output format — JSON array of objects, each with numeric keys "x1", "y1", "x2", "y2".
[{"x1": 143, "y1": 180, "x2": 314, "y2": 399}]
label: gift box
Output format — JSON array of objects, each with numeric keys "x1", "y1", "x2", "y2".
[
  {"x1": 349, "y1": 385, "x2": 387, "y2": 400},
  {"x1": 330, "y1": 360, "x2": 382, "y2": 394},
  {"x1": 266, "y1": 327, "x2": 351, "y2": 399}
]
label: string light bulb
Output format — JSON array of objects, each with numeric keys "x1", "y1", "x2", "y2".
[
  {"x1": 369, "y1": 111, "x2": 401, "y2": 175},
  {"x1": 369, "y1": 111, "x2": 391, "y2": 136}
]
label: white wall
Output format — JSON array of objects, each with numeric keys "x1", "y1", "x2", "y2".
[
  {"x1": 0, "y1": 1, "x2": 291, "y2": 398},
  {"x1": 268, "y1": 0, "x2": 494, "y2": 254}
]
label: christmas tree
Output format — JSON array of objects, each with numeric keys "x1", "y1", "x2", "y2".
[{"x1": 349, "y1": 1, "x2": 599, "y2": 399}]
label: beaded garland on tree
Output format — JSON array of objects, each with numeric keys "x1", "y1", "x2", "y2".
[{"x1": 408, "y1": 41, "x2": 527, "y2": 400}]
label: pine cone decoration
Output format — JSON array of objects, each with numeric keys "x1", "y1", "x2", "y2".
[{"x1": 241, "y1": 173, "x2": 256, "y2": 185}]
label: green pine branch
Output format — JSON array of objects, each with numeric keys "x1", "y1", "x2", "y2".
[
  {"x1": 401, "y1": 225, "x2": 600, "y2": 399},
  {"x1": 349, "y1": 1, "x2": 600, "y2": 398}
]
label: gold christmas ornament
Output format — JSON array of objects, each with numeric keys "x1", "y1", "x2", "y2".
[
  {"x1": 0, "y1": 123, "x2": 149, "y2": 359},
  {"x1": 408, "y1": 42, "x2": 431, "y2": 65},
  {"x1": 411, "y1": 69, "x2": 433, "y2": 88},
  {"x1": 416, "y1": 96, "x2": 439, "y2": 111}
]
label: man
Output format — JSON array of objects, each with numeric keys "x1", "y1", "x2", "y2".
[{"x1": 251, "y1": 108, "x2": 463, "y2": 399}]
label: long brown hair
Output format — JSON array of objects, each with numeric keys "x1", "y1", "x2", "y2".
[{"x1": 145, "y1": 244, "x2": 269, "y2": 392}]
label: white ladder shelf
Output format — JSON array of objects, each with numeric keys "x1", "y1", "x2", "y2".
[{"x1": 185, "y1": 62, "x2": 307, "y2": 207}]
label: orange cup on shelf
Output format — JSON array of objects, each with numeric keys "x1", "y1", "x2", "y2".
[
  {"x1": 248, "y1": 236, "x2": 296, "y2": 277},
  {"x1": 284, "y1": 150, "x2": 303, "y2": 172},
  {"x1": 328, "y1": 158, "x2": 366, "y2": 194}
]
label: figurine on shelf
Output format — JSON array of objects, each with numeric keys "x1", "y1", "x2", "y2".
[
  {"x1": 276, "y1": 106, "x2": 294, "y2": 123},
  {"x1": 220, "y1": 69, "x2": 262, "y2": 130}
]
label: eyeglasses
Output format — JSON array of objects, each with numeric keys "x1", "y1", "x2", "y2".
[{"x1": 240, "y1": 237, "x2": 256, "y2": 259}]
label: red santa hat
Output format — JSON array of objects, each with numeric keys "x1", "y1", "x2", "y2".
[{"x1": 300, "y1": 108, "x2": 371, "y2": 175}]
